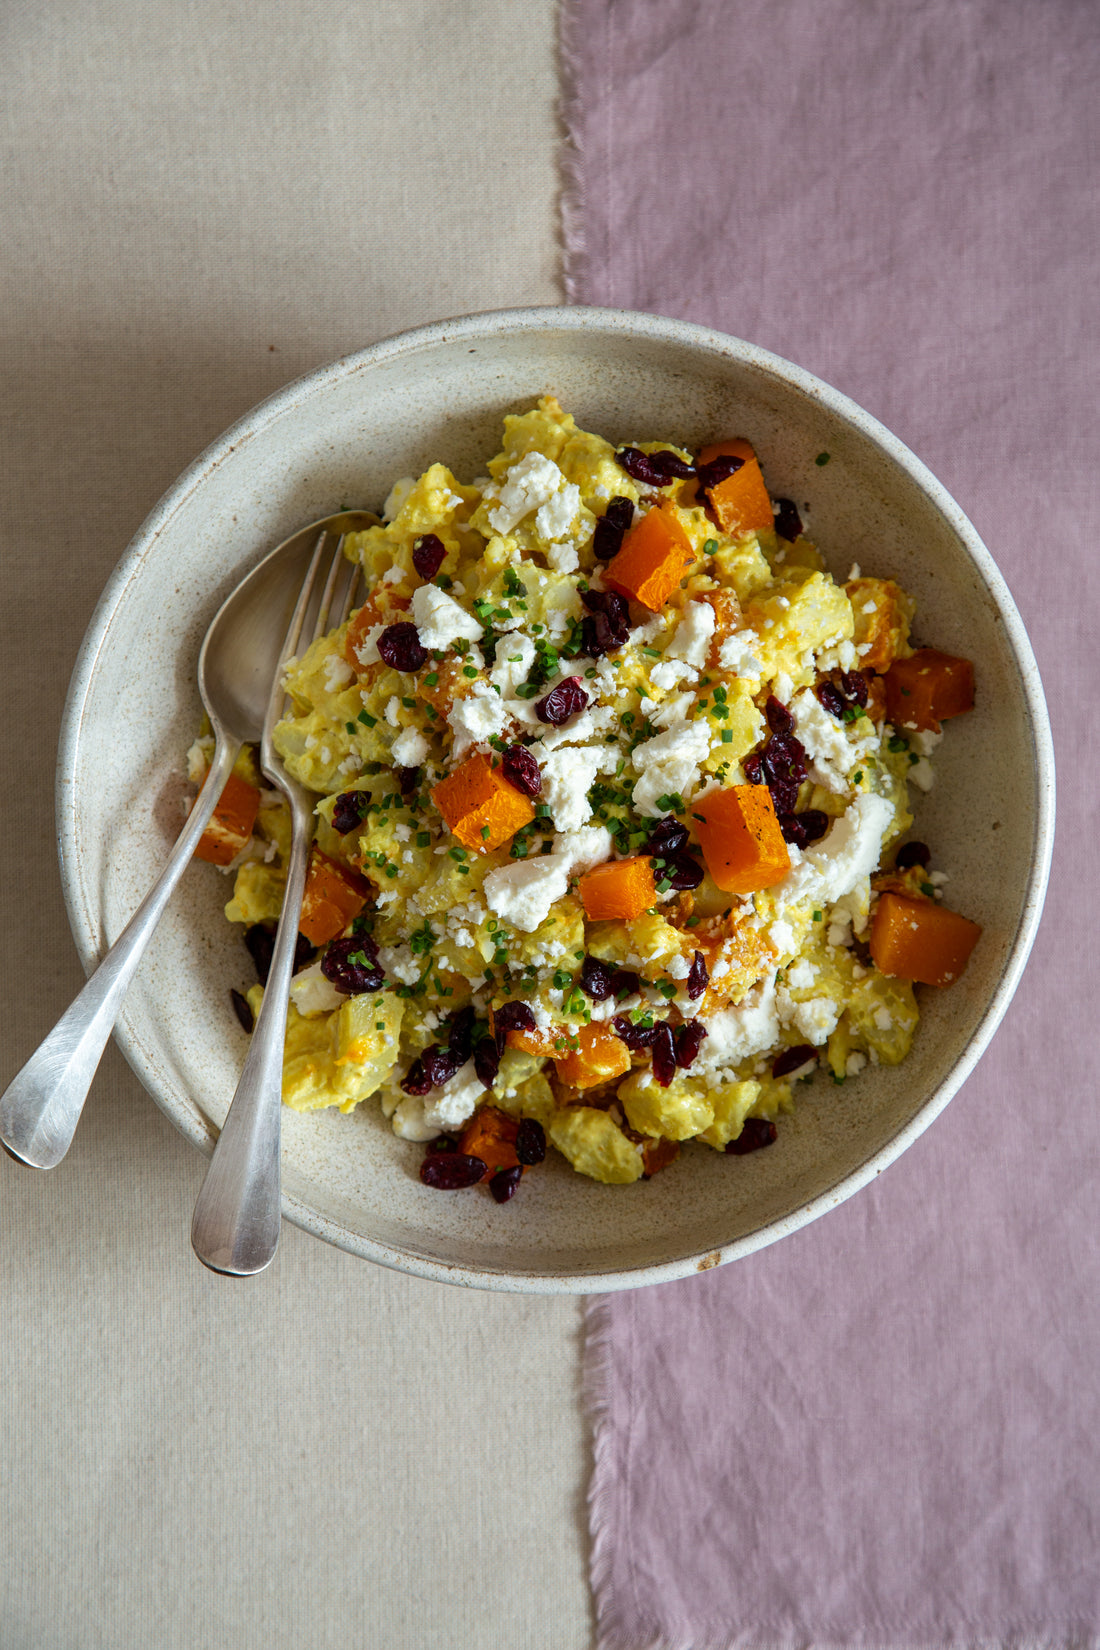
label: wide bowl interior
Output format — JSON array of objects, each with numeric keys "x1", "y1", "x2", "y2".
[{"x1": 58, "y1": 309, "x2": 1052, "y2": 1290}]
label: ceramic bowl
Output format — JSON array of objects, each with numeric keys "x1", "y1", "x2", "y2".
[{"x1": 57, "y1": 307, "x2": 1054, "y2": 1291}]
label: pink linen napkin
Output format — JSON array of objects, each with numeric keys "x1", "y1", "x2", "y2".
[{"x1": 561, "y1": 3, "x2": 1100, "y2": 1646}]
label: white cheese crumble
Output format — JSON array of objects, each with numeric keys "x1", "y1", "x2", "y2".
[
  {"x1": 718, "y1": 631, "x2": 763, "y2": 678},
  {"x1": 322, "y1": 653, "x2": 355, "y2": 693},
  {"x1": 446, "y1": 683, "x2": 507, "y2": 757},
  {"x1": 695, "y1": 977, "x2": 780, "y2": 1073},
  {"x1": 485, "y1": 453, "x2": 571, "y2": 537},
  {"x1": 665, "y1": 600, "x2": 716, "y2": 669},
  {"x1": 288, "y1": 962, "x2": 345, "y2": 1018},
  {"x1": 482, "y1": 825, "x2": 611, "y2": 932},
  {"x1": 539, "y1": 745, "x2": 614, "y2": 832},
  {"x1": 771, "y1": 792, "x2": 893, "y2": 910},
  {"x1": 631, "y1": 721, "x2": 711, "y2": 817},
  {"x1": 391, "y1": 726, "x2": 430, "y2": 767},
  {"x1": 410, "y1": 583, "x2": 483, "y2": 651}
]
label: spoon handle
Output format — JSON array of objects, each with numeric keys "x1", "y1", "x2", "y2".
[
  {"x1": 190, "y1": 790, "x2": 314, "y2": 1276},
  {"x1": 0, "y1": 738, "x2": 240, "y2": 1170}
]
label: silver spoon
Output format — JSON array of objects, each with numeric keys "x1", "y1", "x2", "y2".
[{"x1": 0, "y1": 511, "x2": 376, "y2": 1172}]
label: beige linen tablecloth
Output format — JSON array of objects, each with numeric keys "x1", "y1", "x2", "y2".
[{"x1": 0, "y1": 5, "x2": 588, "y2": 1646}]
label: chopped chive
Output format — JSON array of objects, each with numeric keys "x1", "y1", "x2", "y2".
[
  {"x1": 720, "y1": 729, "x2": 734, "y2": 743},
  {"x1": 815, "y1": 451, "x2": 831, "y2": 466},
  {"x1": 416, "y1": 831, "x2": 430, "y2": 847},
  {"x1": 357, "y1": 710, "x2": 377, "y2": 727}
]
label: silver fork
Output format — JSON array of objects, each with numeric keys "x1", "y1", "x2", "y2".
[{"x1": 190, "y1": 529, "x2": 363, "y2": 1276}]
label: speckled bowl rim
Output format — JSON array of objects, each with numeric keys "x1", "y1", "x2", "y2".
[{"x1": 56, "y1": 305, "x2": 1056, "y2": 1292}]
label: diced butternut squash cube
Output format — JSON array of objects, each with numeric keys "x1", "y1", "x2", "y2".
[
  {"x1": 299, "y1": 849, "x2": 370, "y2": 945},
  {"x1": 845, "y1": 577, "x2": 914, "y2": 672},
  {"x1": 194, "y1": 771, "x2": 261, "y2": 866},
  {"x1": 869, "y1": 892, "x2": 981, "y2": 987},
  {"x1": 553, "y1": 1024, "x2": 632, "y2": 1090},
  {"x1": 693, "y1": 786, "x2": 790, "y2": 894},
  {"x1": 604, "y1": 504, "x2": 695, "y2": 610},
  {"x1": 884, "y1": 649, "x2": 974, "y2": 732},
  {"x1": 432, "y1": 752, "x2": 536, "y2": 852},
  {"x1": 578, "y1": 856, "x2": 657, "y2": 921},
  {"x1": 457, "y1": 1106, "x2": 521, "y2": 1173},
  {"x1": 697, "y1": 438, "x2": 774, "y2": 537}
]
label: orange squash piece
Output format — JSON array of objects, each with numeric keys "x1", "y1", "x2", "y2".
[
  {"x1": 299, "y1": 849, "x2": 371, "y2": 946},
  {"x1": 692, "y1": 786, "x2": 791, "y2": 894},
  {"x1": 432, "y1": 753, "x2": 535, "y2": 852},
  {"x1": 457, "y1": 1106, "x2": 522, "y2": 1174},
  {"x1": 604, "y1": 503, "x2": 695, "y2": 611},
  {"x1": 578, "y1": 856, "x2": 657, "y2": 921},
  {"x1": 194, "y1": 771, "x2": 261, "y2": 866},
  {"x1": 554, "y1": 1024, "x2": 632, "y2": 1091},
  {"x1": 869, "y1": 892, "x2": 982, "y2": 987},
  {"x1": 696, "y1": 438, "x2": 774, "y2": 538},
  {"x1": 884, "y1": 648, "x2": 974, "y2": 732}
]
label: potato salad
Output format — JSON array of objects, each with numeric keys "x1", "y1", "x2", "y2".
[{"x1": 191, "y1": 398, "x2": 980, "y2": 1201}]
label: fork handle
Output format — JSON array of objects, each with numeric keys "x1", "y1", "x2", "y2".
[
  {"x1": 190, "y1": 791, "x2": 314, "y2": 1276},
  {"x1": 0, "y1": 737, "x2": 240, "y2": 1170}
]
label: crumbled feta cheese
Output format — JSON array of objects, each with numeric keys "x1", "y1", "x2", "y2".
[
  {"x1": 447, "y1": 683, "x2": 507, "y2": 756},
  {"x1": 786, "y1": 958, "x2": 816, "y2": 991},
  {"x1": 778, "y1": 990, "x2": 841, "y2": 1046},
  {"x1": 769, "y1": 918, "x2": 797, "y2": 956},
  {"x1": 845, "y1": 1051, "x2": 868, "y2": 1077},
  {"x1": 391, "y1": 1092, "x2": 438, "y2": 1142},
  {"x1": 489, "y1": 633, "x2": 537, "y2": 698},
  {"x1": 909, "y1": 758, "x2": 934, "y2": 792},
  {"x1": 772, "y1": 792, "x2": 893, "y2": 909},
  {"x1": 650, "y1": 658, "x2": 698, "y2": 691},
  {"x1": 376, "y1": 943, "x2": 421, "y2": 985},
  {"x1": 322, "y1": 652, "x2": 355, "y2": 693},
  {"x1": 789, "y1": 687, "x2": 864, "y2": 792},
  {"x1": 391, "y1": 726, "x2": 430, "y2": 766},
  {"x1": 422, "y1": 1060, "x2": 485, "y2": 1132},
  {"x1": 384, "y1": 696, "x2": 402, "y2": 727},
  {"x1": 539, "y1": 745, "x2": 612, "y2": 832},
  {"x1": 718, "y1": 632, "x2": 762, "y2": 678},
  {"x1": 485, "y1": 453, "x2": 565, "y2": 536},
  {"x1": 352, "y1": 624, "x2": 386, "y2": 667},
  {"x1": 665, "y1": 600, "x2": 716, "y2": 669},
  {"x1": 536, "y1": 482, "x2": 582, "y2": 543},
  {"x1": 910, "y1": 727, "x2": 943, "y2": 758},
  {"x1": 382, "y1": 476, "x2": 415, "y2": 522},
  {"x1": 631, "y1": 721, "x2": 711, "y2": 817},
  {"x1": 873, "y1": 1005, "x2": 894, "y2": 1032},
  {"x1": 410, "y1": 583, "x2": 483, "y2": 650},
  {"x1": 381, "y1": 564, "x2": 405, "y2": 585},
  {"x1": 482, "y1": 825, "x2": 612, "y2": 932},
  {"x1": 696, "y1": 977, "x2": 780, "y2": 1073},
  {"x1": 288, "y1": 961, "x2": 345, "y2": 1018}
]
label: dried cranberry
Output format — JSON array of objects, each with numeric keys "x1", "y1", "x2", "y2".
[
  {"x1": 616, "y1": 447, "x2": 670, "y2": 488},
  {"x1": 768, "y1": 780, "x2": 801, "y2": 818},
  {"x1": 896, "y1": 840, "x2": 931, "y2": 870},
  {"x1": 377, "y1": 622, "x2": 428, "y2": 672},
  {"x1": 230, "y1": 988, "x2": 254, "y2": 1033},
  {"x1": 663, "y1": 852, "x2": 704, "y2": 890},
  {"x1": 725, "y1": 1118, "x2": 778, "y2": 1155},
  {"x1": 651, "y1": 1022, "x2": 677, "y2": 1088},
  {"x1": 473, "y1": 1038, "x2": 501, "y2": 1088},
  {"x1": 644, "y1": 815, "x2": 690, "y2": 856},
  {"x1": 762, "y1": 732, "x2": 808, "y2": 787},
  {"x1": 742, "y1": 751, "x2": 765, "y2": 786},
  {"x1": 501, "y1": 744, "x2": 542, "y2": 798},
  {"x1": 592, "y1": 496, "x2": 634, "y2": 558},
  {"x1": 779, "y1": 810, "x2": 829, "y2": 848},
  {"x1": 412, "y1": 533, "x2": 446, "y2": 580},
  {"x1": 397, "y1": 765, "x2": 421, "y2": 795},
  {"x1": 840, "y1": 670, "x2": 869, "y2": 707},
  {"x1": 402, "y1": 1058, "x2": 432, "y2": 1096},
  {"x1": 490, "y1": 1165, "x2": 523, "y2": 1203},
  {"x1": 647, "y1": 450, "x2": 696, "y2": 481},
  {"x1": 675, "y1": 1021, "x2": 708, "y2": 1069},
  {"x1": 581, "y1": 587, "x2": 630, "y2": 624},
  {"x1": 420, "y1": 1153, "x2": 487, "y2": 1190},
  {"x1": 610, "y1": 968, "x2": 640, "y2": 999},
  {"x1": 321, "y1": 936, "x2": 385, "y2": 994},
  {"x1": 772, "y1": 1044, "x2": 817, "y2": 1079},
  {"x1": 686, "y1": 950, "x2": 709, "y2": 1001},
  {"x1": 583, "y1": 608, "x2": 630, "y2": 658},
  {"x1": 773, "y1": 498, "x2": 803, "y2": 541},
  {"x1": 515, "y1": 1118, "x2": 547, "y2": 1166},
  {"x1": 535, "y1": 676, "x2": 588, "y2": 726},
  {"x1": 612, "y1": 1015, "x2": 657, "y2": 1051},
  {"x1": 332, "y1": 790, "x2": 367, "y2": 834},
  {"x1": 816, "y1": 681, "x2": 847, "y2": 719},
  {"x1": 447, "y1": 1006, "x2": 476, "y2": 1063},
  {"x1": 493, "y1": 1000, "x2": 536, "y2": 1055},
  {"x1": 580, "y1": 956, "x2": 614, "y2": 1001},
  {"x1": 421, "y1": 1045, "x2": 460, "y2": 1088},
  {"x1": 694, "y1": 454, "x2": 744, "y2": 500},
  {"x1": 765, "y1": 696, "x2": 793, "y2": 735},
  {"x1": 244, "y1": 925, "x2": 314, "y2": 985}
]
